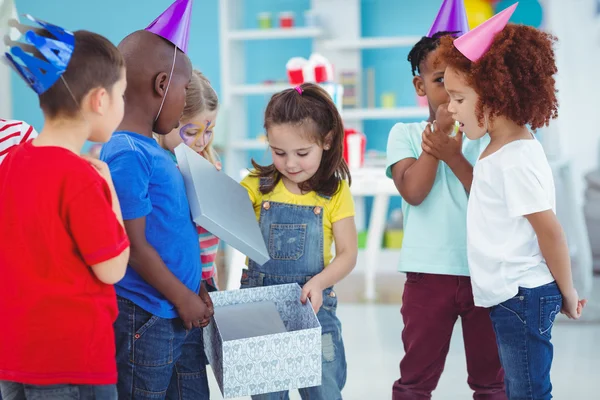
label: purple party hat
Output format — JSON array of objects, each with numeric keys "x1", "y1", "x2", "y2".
[
  {"x1": 145, "y1": 0, "x2": 193, "y2": 53},
  {"x1": 427, "y1": 0, "x2": 469, "y2": 37}
]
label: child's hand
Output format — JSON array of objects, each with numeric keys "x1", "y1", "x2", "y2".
[
  {"x1": 301, "y1": 278, "x2": 324, "y2": 313},
  {"x1": 434, "y1": 102, "x2": 455, "y2": 135},
  {"x1": 175, "y1": 290, "x2": 212, "y2": 330},
  {"x1": 561, "y1": 288, "x2": 587, "y2": 319},
  {"x1": 82, "y1": 155, "x2": 114, "y2": 187},
  {"x1": 213, "y1": 266, "x2": 219, "y2": 287},
  {"x1": 198, "y1": 282, "x2": 214, "y2": 327},
  {"x1": 215, "y1": 161, "x2": 222, "y2": 171},
  {"x1": 421, "y1": 121, "x2": 463, "y2": 165}
]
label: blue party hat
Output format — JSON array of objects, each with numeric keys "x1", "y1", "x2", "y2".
[{"x1": 3, "y1": 14, "x2": 75, "y2": 94}]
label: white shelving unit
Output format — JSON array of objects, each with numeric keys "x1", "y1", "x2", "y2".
[
  {"x1": 219, "y1": 0, "x2": 423, "y2": 178},
  {"x1": 219, "y1": 0, "x2": 424, "y2": 300},
  {"x1": 322, "y1": 35, "x2": 421, "y2": 50},
  {"x1": 230, "y1": 83, "x2": 290, "y2": 96},
  {"x1": 228, "y1": 27, "x2": 323, "y2": 41},
  {"x1": 343, "y1": 107, "x2": 429, "y2": 121}
]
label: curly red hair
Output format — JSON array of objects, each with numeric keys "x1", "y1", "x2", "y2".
[{"x1": 437, "y1": 24, "x2": 558, "y2": 130}]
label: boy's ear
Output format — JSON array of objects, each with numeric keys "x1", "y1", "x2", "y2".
[
  {"x1": 85, "y1": 87, "x2": 108, "y2": 115},
  {"x1": 413, "y1": 75, "x2": 426, "y2": 97},
  {"x1": 154, "y1": 72, "x2": 169, "y2": 97}
]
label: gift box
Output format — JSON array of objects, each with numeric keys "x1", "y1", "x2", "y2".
[
  {"x1": 174, "y1": 143, "x2": 270, "y2": 265},
  {"x1": 204, "y1": 283, "x2": 322, "y2": 398}
]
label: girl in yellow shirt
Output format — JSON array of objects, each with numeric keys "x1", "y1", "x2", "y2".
[{"x1": 241, "y1": 83, "x2": 358, "y2": 400}]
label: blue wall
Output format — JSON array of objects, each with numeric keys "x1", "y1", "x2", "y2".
[
  {"x1": 10, "y1": 0, "x2": 445, "y2": 222},
  {"x1": 361, "y1": 0, "x2": 440, "y2": 151},
  {"x1": 11, "y1": 0, "x2": 443, "y2": 154},
  {"x1": 359, "y1": 0, "x2": 443, "y2": 216},
  {"x1": 11, "y1": 0, "x2": 221, "y2": 132},
  {"x1": 241, "y1": 0, "x2": 313, "y2": 167}
]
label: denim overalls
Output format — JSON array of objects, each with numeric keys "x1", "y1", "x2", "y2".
[{"x1": 241, "y1": 182, "x2": 347, "y2": 400}]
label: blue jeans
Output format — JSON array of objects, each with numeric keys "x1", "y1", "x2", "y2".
[
  {"x1": 0, "y1": 382, "x2": 116, "y2": 400},
  {"x1": 113, "y1": 297, "x2": 209, "y2": 400},
  {"x1": 489, "y1": 282, "x2": 562, "y2": 400}
]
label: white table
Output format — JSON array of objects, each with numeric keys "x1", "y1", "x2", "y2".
[{"x1": 349, "y1": 167, "x2": 400, "y2": 301}]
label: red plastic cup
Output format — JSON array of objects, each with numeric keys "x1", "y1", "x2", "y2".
[
  {"x1": 343, "y1": 129, "x2": 366, "y2": 168},
  {"x1": 279, "y1": 12, "x2": 294, "y2": 28}
]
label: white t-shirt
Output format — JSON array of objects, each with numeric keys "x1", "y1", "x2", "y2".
[{"x1": 467, "y1": 138, "x2": 556, "y2": 307}]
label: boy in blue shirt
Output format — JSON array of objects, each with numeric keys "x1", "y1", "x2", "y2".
[
  {"x1": 100, "y1": 1, "x2": 212, "y2": 398},
  {"x1": 385, "y1": 8, "x2": 506, "y2": 398}
]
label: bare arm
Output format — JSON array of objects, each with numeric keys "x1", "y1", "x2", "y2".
[
  {"x1": 90, "y1": 185, "x2": 129, "y2": 284},
  {"x1": 124, "y1": 217, "x2": 197, "y2": 307},
  {"x1": 525, "y1": 210, "x2": 573, "y2": 296},
  {"x1": 81, "y1": 156, "x2": 129, "y2": 284},
  {"x1": 109, "y1": 184, "x2": 124, "y2": 226},
  {"x1": 525, "y1": 209, "x2": 587, "y2": 319},
  {"x1": 446, "y1": 153, "x2": 474, "y2": 193},
  {"x1": 311, "y1": 217, "x2": 358, "y2": 289},
  {"x1": 391, "y1": 153, "x2": 439, "y2": 206},
  {"x1": 91, "y1": 248, "x2": 130, "y2": 285},
  {"x1": 301, "y1": 216, "x2": 358, "y2": 312}
]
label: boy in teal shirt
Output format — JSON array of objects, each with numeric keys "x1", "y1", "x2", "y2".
[{"x1": 385, "y1": 22, "x2": 506, "y2": 400}]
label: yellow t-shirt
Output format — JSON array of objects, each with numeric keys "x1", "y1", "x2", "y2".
[{"x1": 241, "y1": 175, "x2": 355, "y2": 266}]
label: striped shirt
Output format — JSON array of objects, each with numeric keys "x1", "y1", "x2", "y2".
[
  {"x1": 197, "y1": 225, "x2": 218, "y2": 286},
  {"x1": 0, "y1": 119, "x2": 38, "y2": 164}
]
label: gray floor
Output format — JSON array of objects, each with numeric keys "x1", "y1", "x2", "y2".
[{"x1": 207, "y1": 303, "x2": 600, "y2": 399}]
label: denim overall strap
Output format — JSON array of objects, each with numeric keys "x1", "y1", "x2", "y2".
[{"x1": 245, "y1": 180, "x2": 347, "y2": 400}]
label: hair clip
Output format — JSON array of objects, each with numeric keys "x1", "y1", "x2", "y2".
[{"x1": 295, "y1": 85, "x2": 303, "y2": 95}]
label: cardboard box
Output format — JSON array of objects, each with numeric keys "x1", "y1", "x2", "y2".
[
  {"x1": 204, "y1": 283, "x2": 322, "y2": 398},
  {"x1": 175, "y1": 144, "x2": 270, "y2": 265}
]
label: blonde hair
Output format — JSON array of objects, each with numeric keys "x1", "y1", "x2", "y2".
[
  {"x1": 156, "y1": 69, "x2": 220, "y2": 164},
  {"x1": 184, "y1": 70, "x2": 219, "y2": 165}
]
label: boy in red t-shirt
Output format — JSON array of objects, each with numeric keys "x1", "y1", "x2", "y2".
[{"x1": 0, "y1": 16, "x2": 130, "y2": 400}]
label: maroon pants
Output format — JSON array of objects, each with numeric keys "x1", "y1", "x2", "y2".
[{"x1": 392, "y1": 273, "x2": 506, "y2": 400}]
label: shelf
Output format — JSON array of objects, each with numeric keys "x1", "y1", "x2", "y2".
[
  {"x1": 342, "y1": 107, "x2": 429, "y2": 121},
  {"x1": 230, "y1": 139, "x2": 269, "y2": 150},
  {"x1": 230, "y1": 83, "x2": 290, "y2": 96},
  {"x1": 322, "y1": 36, "x2": 421, "y2": 50},
  {"x1": 228, "y1": 27, "x2": 323, "y2": 41}
]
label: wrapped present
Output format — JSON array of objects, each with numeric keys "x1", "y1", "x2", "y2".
[{"x1": 285, "y1": 53, "x2": 344, "y2": 111}]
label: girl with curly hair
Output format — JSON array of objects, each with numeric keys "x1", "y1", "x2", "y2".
[{"x1": 437, "y1": 5, "x2": 586, "y2": 399}]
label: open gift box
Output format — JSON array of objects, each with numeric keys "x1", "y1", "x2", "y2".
[
  {"x1": 174, "y1": 143, "x2": 269, "y2": 265},
  {"x1": 203, "y1": 283, "x2": 322, "y2": 398}
]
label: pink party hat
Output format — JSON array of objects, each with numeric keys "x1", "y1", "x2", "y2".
[
  {"x1": 145, "y1": 0, "x2": 193, "y2": 53},
  {"x1": 427, "y1": 0, "x2": 469, "y2": 37},
  {"x1": 454, "y1": 2, "x2": 518, "y2": 62}
]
